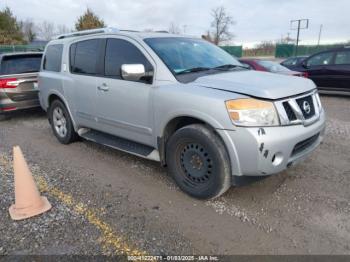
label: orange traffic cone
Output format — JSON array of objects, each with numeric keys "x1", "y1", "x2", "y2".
[{"x1": 8, "y1": 146, "x2": 51, "y2": 220}]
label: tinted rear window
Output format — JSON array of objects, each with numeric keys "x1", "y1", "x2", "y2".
[
  {"x1": 43, "y1": 45, "x2": 63, "y2": 72},
  {"x1": 0, "y1": 54, "x2": 42, "y2": 75}
]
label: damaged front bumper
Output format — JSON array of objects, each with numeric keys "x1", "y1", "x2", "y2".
[{"x1": 217, "y1": 110, "x2": 326, "y2": 178}]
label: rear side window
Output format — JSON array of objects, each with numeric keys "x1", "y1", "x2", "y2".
[
  {"x1": 104, "y1": 39, "x2": 153, "y2": 78},
  {"x1": 43, "y1": 45, "x2": 63, "y2": 72},
  {"x1": 70, "y1": 39, "x2": 100, "y2": 75},
  {"x1": 1, "y1": 54, "x2": 42, "y2": 75},
  {"x1": 334, "y1": 51, "x2": 350, "y2": 65}
]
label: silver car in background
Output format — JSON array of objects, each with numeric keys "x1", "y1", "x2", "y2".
[
  {"x1": 0, "y1": 52, "x2": 42, "y2": 116},
  {"x1": 39, "y1": 28, "x2": 326, "y2": 199}
]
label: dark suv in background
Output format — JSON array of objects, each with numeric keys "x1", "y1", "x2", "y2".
[
  {"x1": 0, "y1": 52, "x2": 43, "y2": 117},
  {"x1": 294, "y1": 47, "x2": 350, "y2": 94}
]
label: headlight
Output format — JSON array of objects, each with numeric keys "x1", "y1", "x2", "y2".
[{"x1": 225, "y1": 98, "x2": 280, "y2": 126}]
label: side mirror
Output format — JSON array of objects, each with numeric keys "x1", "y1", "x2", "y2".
[{"x1": 121, "y1": 64, "x2": 146, "y2": 82}]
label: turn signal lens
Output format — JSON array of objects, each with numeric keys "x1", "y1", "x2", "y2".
[{"x1": 225, "y1": 98, "x2": 280, "y2": 126}]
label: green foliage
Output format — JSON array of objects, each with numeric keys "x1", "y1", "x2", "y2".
[
  {"x1": 75, "y1": 8, "x2": 106, "y2": 31},
  {"x1": 0, "y1": 7, "x2": 25, "y2": 44}
]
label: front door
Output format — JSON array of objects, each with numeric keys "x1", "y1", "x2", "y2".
[{"x1": 95, "y1": 38, "x2": 155, "y2": 146}]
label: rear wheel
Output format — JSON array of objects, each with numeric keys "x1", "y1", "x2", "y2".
[
  {"x1": 166, "y1": 124, "x2": 231, "y2": 199},
  {"x1": 49, "y1": 100, "x2": 78, "y2": 144}
]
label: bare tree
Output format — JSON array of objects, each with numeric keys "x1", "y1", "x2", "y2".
[
  {"x1": 36, "y1": 21, "x2": 55, "y2": 41},
  {"x1": 169, "y1": 23, "x2": 181, "y2": 34},
  {"x1": 277, "y1": 34, "x2": 295, "y2": 44},
  {"x1": 210, "y1": 6, "x2": 235, "y2": 45},
  {"x1": 202, "y1": 30, "x2": 214, "y2": 43},
  {"x1": 20, "y1": 19, "x2": 36, "y2": 42},
  {"x1": 56, "y1": 24, "x2": 71, "y2": 35}
]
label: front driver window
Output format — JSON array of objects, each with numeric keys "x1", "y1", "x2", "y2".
[
  {"x1": 307, "y1": 52, "x2": 334, "y2": 67},
  {"x1": 104, "y1": 38, "x2": 153, "y2": 81}
]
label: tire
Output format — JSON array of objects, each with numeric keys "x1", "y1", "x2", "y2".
[
  {"x1": 48, "y1": 100, "x2": 78, "y2": 144},
  {"x1": 166, "y1": 124, "x2": 231, "y2": 199}
]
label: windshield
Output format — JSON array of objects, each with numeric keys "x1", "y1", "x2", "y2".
[
  {"x1": 256, "y1": 60, "x2": 290, "y2": 73},
  {"x1": 144, "y1": 37, "x2": 241, "y2": 75}
]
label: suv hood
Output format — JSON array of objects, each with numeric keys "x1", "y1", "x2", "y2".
[{"x1": 194, "y1": 70, "x2": 316, "y2": 100}]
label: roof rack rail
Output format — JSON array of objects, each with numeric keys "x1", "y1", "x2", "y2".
[
  {"x1": 120, "y1": 30, "x2": 140, "y2": 33},
  {"x1": 55, "y1": 27, "x2": 119, "y2": 40}
]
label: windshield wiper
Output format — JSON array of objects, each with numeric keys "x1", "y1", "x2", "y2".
[
  {"x1": 213, "y1": 64, "x2": 249, "y2": 70},
  {"x1": 176, "y1": 67, "x2": 212, "y2": 75}
]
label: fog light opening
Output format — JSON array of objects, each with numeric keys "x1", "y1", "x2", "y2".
[{"x1": 272, "y1": 152, "x2": 283, "y2": 166}]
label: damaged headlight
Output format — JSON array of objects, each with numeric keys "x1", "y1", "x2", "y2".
[{"x1": 225, "y1": 98, "x2": 280, "y2": 127}]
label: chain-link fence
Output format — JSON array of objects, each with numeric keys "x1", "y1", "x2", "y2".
[
  {"x1": 0, "y1": 45, "x2": 45, "y2": 54},
  {"x1": 275, "y1": 44, "x2": 345, "y2": 58},
  {"x1": 221, "y1": 46, "x2": 243, "y2": 58}
]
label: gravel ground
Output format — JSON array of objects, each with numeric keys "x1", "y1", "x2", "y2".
[{"x1": 0, "y1": 95, "x2": 349, "y2": 256}]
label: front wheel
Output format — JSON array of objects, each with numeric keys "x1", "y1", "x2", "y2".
[
  {"x1": 166, "y1": 124, "x2": 231, "y2": 199},
  {"x1": 48, "y1": 100, "x2": 78, "y2": 144}
]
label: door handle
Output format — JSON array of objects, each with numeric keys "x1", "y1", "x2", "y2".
[{"x1": 97, "y1": 83, "x2": 109, "y2": 92}]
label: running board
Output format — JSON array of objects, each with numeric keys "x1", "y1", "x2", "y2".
[{"x1": 79, "y1": 129, "x2": 160, "y2": 161}]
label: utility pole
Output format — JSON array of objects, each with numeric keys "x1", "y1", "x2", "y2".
[
  {"x1": 317, "y1": 24, "x2": 323, "y2": 46},
  {"x1": 183, "y1": 25, "x2": 187, "y2": 34},
  {"x1": 291, "y1": 19, "x2": 309, "y2": 56}
]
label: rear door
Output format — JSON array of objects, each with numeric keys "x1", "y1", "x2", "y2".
[
  {"x1": 327, "y1": 50, "x2": 350, "y2": 91},
  {"x1": 69, "y1": 39, "x2": 104, "y2": 128},
  {"x1": 0, "y1": 54, "x2": 42, "y2": 102},
  {"x1": 305, "y1": 51, "x2": 335, "y2": 88}
]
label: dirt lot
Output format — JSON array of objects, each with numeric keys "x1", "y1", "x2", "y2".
[{"x1": 0, "y1": 95, "x2": 349, "y2": 256}]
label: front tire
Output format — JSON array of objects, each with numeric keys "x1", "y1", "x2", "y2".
[
  {"x1": 48, "y1": 100, "x2": 78, "y2": 144},
  {"x1": 166, "y1": 124, "x2": 231, "y2": 199}
]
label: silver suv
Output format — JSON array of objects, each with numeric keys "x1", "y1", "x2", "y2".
[{"x1": 39, "y1": 28, "x2": 326, "y2": 199}]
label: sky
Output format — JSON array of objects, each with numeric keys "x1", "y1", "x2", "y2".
[{"x1": 1, "y1": 0, "x2": 349, "y2": 47}]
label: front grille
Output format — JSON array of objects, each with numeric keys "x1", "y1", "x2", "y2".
[
  {"x1": 291, "y1": 133, "x2": 319, "y2": 156},
  {"x1": 296, "y1": 95, "x2": 315, "y2": 119},
  {"x1": 283, "y1": 102, "x2": 297, "y2": 121}
]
